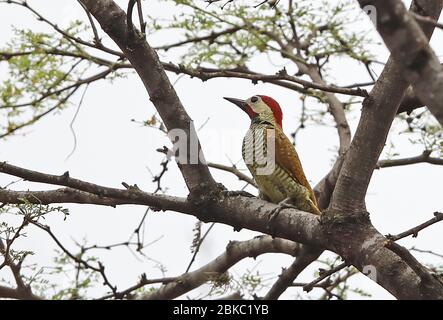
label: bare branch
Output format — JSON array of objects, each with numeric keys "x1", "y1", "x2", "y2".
[
  {"x1": 27, "y1": 218, "x2": 118, "y2": 296},
  {"x1": 292, "y1": 267, "x2": 358, "y2": 300},
  {"x1": 0, "y1": 88, "x2": 79, "y2": 139},
  {"x1": 387, "y1": 212, "x2": 443, "y2": 242},
  {"x1": 162, "y1": 64, "x2": 367, "y2": 97},
  {"x1": 0, "y1": 162, "x2": 190, "y2": 212},
  {"x1": 1, "y1": 0, "x2": 124, "y2": 57},
  {"x1": 0, "y1": 188, "x2": 130, "y2": 207},
  {"x1": 208, "y1": 162, "x2": 257, "y2": 187},
  {"x1": 358, "y1": 0, "x2": 443, "y2": 127},
  {"x1": 377, "y1": 151, "x2": 443, "y2": 168},
  {"x1": 264, "y1": 246, "x2": 322, "y2": 299},
  {"x1": 0, "y1": 161, "x2": 325, "y2": 248},
  {"x1": 410, "y1": 248, "x2": 443, "y2": 260},
  {"x1": 412, "y1": 12, "x2": 443, "y2": 31},
  {"x1": 155, "y1": 27, "x2": 242, "y2": 51},
  {"x1": 98, "y1": 275, "x2": 176, "y2": 300},
  {"x1": 302, "y1": 262, "x2": 349, "y2": 293},
  {"x1": 1, "y1": 161, "x2": 443, "y2": 299},
  {"x1": 185, "y1": 222, "x2": 216, "y2": 273},
  {"x1": 143, "y1": 236, "x2": 302, "y2": 300},
  {"x1": 127, "y1": 0, "x2": 137, "y2": 35},
  {"x1": 385, "y1": 241, "x2": 438, "y2": 290},
  {"x1": 78, "y1": 0, "x2": 216, "y2": 194}
]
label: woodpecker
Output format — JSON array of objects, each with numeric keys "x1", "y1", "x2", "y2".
[{"x1": 224, "y1": 95, "x2": 321, "y2": 216}]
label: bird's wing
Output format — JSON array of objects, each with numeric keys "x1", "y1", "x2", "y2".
[{"x1": 267, "y1": 126, "x2": 318, "y2": 207}]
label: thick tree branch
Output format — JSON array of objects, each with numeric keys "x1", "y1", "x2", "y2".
[
  {"x1": 0, "y1": 161, "x2": 325, "y2": 249},
  {"x1": 264, "y1": 247, "x2": 322, "y2": 300},
  {"x1": 0, "y1": 188, "x2": 130, "y2": 207},
  {"x1": 0, "y1": 162, "x2": 190, "y2": 212},
  {"x1": 0, "y1": 285, "x2": 40, "y2": 300},
  {"x1": 2, "y1": 0, "x2": 443, "y2": 300},
  {"x1": 143, "y1": 236, "x2": 302, "y2": 300},
  {"x1": 330, "y1": 0, "x2": 443, "y2": 212},
  {"x1": 412, "y1": 12, "x2": 443, "y2": 30},
  {"x1": 162, "y1": 64, "x2": 367, "y2": 98},
  {"x1": 2, "y1": 162, "x2": 443, "y2": 299},
  {"x1": 155, "y1": 27, "x2": 242, "y2": 51},
  {"x1": 99, "y1": 275, "x2": 176, "y2": 300},
  {"x1": 78, "y1": 0, "x2": 216, "y2": 194},
  {"x1": 0, "y1": 238, "x2": 40, "y2": 300},
  {"x1": 0, "y1": 0, "x2": 124, "y2": 58},
  {"x1": 358, "y1": 0, "x2": 443, "y2": 127}
]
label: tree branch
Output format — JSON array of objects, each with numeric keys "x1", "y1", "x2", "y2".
[
  {"x1": 1, "y1": 0, "x2": 124, "y2": 57},
  {"x1": 2, "y1": 0, "x2": 443, "y2": 300},
  {"x1": 2, "y1": 161, "x2": 443, "y2": 299},
  {"x1": 377, "y1": 151, "x2": 443, "y2": 168},
  {"x1": 387, "y1": 212, "x2": 443, "y2": 242},
  {"x1": 264, "y1": 246, "x2": 322, "y2": 299},
  {"x1": 0, "y1": 188, "x2": 131, "y2": 207},
  {"x1": 143, "y1": 235, "x2": 302, "y2": 300},
  {"x1": 0, "y1": 285, "x2": 40, "y2": 300},
  {"x1": 358, "y1": 0, "x2": 443, "y2": 127},
  {"x1": 0, "y1": 162, "x2": 190, "y2": 212},
  {"x1": 330, "y1": 0, "x2": 443, "y2": 212},
  {"x1": 78, "y1": 0, "x2": 216, "y2": 194},
  {"x1": 207, "y1": 162, "x2": 257, "y2": 187}
]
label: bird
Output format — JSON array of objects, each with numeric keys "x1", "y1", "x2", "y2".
[{"x1": 223, "y1": 95, "x2": 321, "y2": 217}]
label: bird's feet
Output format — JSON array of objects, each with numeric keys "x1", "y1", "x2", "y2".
[
  {"x1": 267, "y1": 198, "x2": 297, "y2": 237},
  {"x1": 222, "y1": 190, "x2": 256, "y2": 198}
]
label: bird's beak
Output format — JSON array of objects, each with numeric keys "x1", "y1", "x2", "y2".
[{"x1": 223, "y1": 97, "x2": 248, "y2": 112}]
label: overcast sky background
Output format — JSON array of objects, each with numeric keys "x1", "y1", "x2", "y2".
[{"x1": 0, "y1": 0, "x2": 442, "y2": 299}]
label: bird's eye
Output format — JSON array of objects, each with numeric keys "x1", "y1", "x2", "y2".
[{"x1": 251, "y1": 96, "x2": 259, "y2": 103}]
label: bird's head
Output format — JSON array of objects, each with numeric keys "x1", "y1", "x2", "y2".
[{"x1": 223, "y1": 95, "x2": 283, "y2": 128}]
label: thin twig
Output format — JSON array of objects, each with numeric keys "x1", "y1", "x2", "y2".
[
  {"x1": 377, "y1": 151, "x2": 443, "y2": 168},
  {"x1": 185, "y1": 223, "x2": 216, "y2": 272},
  {"x1": 302, "y1": 262, "x2": 348, "y2": 293},
  {"x1": 208, "y1": 162, "x2": 257, "y2": 187},
  {"x1": 412, "y1": 12, "x2": 443, "y2": 30},
  {"x1": 387, "y1": 212, "x2": 443, "y2": 241},
  {"x1": 66, "y1": 84, "x2": 90, "y2": 160},
  {"x1": 127, "y1": 0, "x2": 137, "y2": 35},
  {"x1": 77, "y1": 0, "x2": 101, "y2": 45},
  {"x1": 410, "y1": 247, "x2": 443, "y2": 260}
]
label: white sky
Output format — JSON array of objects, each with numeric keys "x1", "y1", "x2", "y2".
[{"x1": 0, "y1": 0, "x2": 442, "y2": 300}]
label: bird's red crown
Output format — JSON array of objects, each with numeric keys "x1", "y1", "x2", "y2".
[{"x1": 259, "y1": 95, "x2": 283, "y2": 128}]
